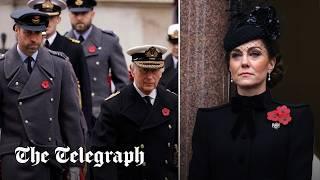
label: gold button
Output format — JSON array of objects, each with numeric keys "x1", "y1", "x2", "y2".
[
  {"x1": 50, "y1": 98, "x2": 54, "y2": 102},
  {"x1": 168, "y1": 124, "x2": 172, "y2": 129},
  {"x1": 93, "y1": 77, "x2": 97, "y2": 81},
  {"x1": 49, "y1": 117, "x2": 53, "y2": 122},
  {"x1": 168, "y1": 142, "x2": 171, "y2": 147},
  {"x1": 19, "y1": 102, "x2": 23, "y2": 106},
  {"x1": 24, "y1": 120, "x2": 29, "y2": 124},
  {"x1": 164, "y1": 177, "x2": 168, "y2": 180},
  {"x1": 91, "y1": 92, "x2": 95, "y2": 97},
  {"x1": 49, "y1": 78, "x2": 53, "y2": 81},
  {"x1": 15, "y1": 82, "x2": 19, "y2": 86},
  {"x1": 48, "y1": 137, "x2": 52, "y2": 142},
  {"x1": 165, "y1": 160, "x2": 168, "y2": 164},
  {"x1": 140, "y1": 144, "x2": 144, "y2": 149},
  {"x1": 96, "y1": 61, "x2": 100, "y2": 65},
  {"x1": 142, "y1": 162, "x2": 146, "y2": 166}
]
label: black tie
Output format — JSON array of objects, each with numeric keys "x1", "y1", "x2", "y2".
[
  {"x1": 44, "y1": 40, "x2": 50, "y2": 48},
  {"x1": 78, "y1": 35, "x2": 84, "y2": 43},
  {"x1": 144, "y1": 96, "x2": 152, "y2": 107},
  {"x1": 24, "y1": 56, "x2": 33, "y2": 74}
]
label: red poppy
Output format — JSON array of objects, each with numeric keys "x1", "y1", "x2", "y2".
[
  {"x1": 41, "y1": 80, "x2": 50, "y2": 89},
  {"x1": 162, "y1": 107, "x2": 170, "y2": 117},
  {"x1": 88, "y1": 45, "x2": 96, "y2": 53},
  {"x1": 267, "y1": 105, "x2": 292, "y2": 125}
]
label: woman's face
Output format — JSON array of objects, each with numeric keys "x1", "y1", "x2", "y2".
[{"x1": 229, "y1": 39, "x2": 275, "y2": 95}]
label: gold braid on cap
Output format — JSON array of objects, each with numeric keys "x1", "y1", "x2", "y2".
[{"x1": 134, "y1": 61, "x2": 164, "y2": 69}]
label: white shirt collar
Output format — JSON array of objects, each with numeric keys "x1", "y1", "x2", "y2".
[
  {"x1": 172, "y1": 56, "x2": 178, "y2": 69},
  {"x1": 17, "y1": 44, "x2": 38, "y2": 62},
  {"x1": 73, "y1": 25, "x2": 93, "y2": 41},
  {"x1": 45, "y1": 31, "x2": 57, "y2": 46},
  {"x1": 133, "y1": 82, "x2": 157, "y2": 105}
]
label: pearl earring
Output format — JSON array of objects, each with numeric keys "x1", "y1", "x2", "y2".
[{"x1": 268, "y1": 72, "x2": 271, "y2": 81}]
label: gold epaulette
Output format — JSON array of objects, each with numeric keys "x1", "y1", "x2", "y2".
[
  {"x1": 66, "y1": 37, "x2": 80, "y2": 44},
  {"x1": 105, "y1": 91, "x2": 120, "y2": 101},
  {"x1": 166, "y1": 89, "x2": 177, "y2": 96}
]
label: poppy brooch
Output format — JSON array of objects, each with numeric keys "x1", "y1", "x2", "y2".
[
  {"x1": 162, "y1": 107, "x2": 170, "y2": 117},
  {"x1": 267, "y1": 105, "x2": 292, "y2": 129},
  {"x1": 41, "y1": 80, "x2": 50, "y2": 89}
]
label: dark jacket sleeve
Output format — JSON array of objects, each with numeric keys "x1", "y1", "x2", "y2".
[
  {"x1": 286, "y1": 105, "x2": 314, "y2": 180},
  {"x1": 58, "y1": 61, "x2": 85, "y2": 159},
  {"x1": 76, "y1": 45, "x2": 93, "y2": 129},
  {"x1": 188, "y1": 109, "x2": 211, "y2": 180},
  {"x1": 91, "y1": 100, "x2": 118, "y2": 180},
  {"x1": 108, "y1": 36, "x2": 129, "y2": 91}
]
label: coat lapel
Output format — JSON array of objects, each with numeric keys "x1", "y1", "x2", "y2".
[
  {"x1": 82, "y1": 26, "x2": 101, "y2": 57},
  {"x1": 140, "y1": 88, "x2": 175, "y2": 130},
  {"x1": 4, "y1": 46, "x2": 30, "y2": 93},
  {"x1": 120, "y1": 85, "x2": 150, "y2": 126},
  {"x1": 18, "y1": 48, "x2": 55, "y2": 100}
]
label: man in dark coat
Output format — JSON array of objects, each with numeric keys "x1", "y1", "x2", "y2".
[
  {"x1": 0, "y1": 8, "x2": 85, "y2": 180},
  {"x1": 91, "y1": 45, "x2": 178, "y2": 180},
  {"x1": 65, "y1": 0, "x2": 129, "y2": 128},
  {"x1": 159, "y1": 24, "x2": 179, "y2": 94},
  {"x1": 27, "y1": 0, "x2": 92, "y2": 131}
]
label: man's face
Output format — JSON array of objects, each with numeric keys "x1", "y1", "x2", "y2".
[
  {"x1": 46, "y1": 15, "x2": 61, "y2": 37},
  {"x1": 69, "y1": 10, "x2": 95, "y2": 33},
  {"x1": 169, "y1": 42, "x2": 178, "y2": 58},
  {"x1": 131, "y1": 64, "x2": 163, "y2": 95},
  {"x1": 16, "y1": 25, "x2": 43, "y2": 56}
]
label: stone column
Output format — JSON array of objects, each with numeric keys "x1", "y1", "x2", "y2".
[{"x1": 180, "y1": 0, "x2": 229, "y2": 179}]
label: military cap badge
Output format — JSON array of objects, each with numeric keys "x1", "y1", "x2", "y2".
[
  {"x1": 75, "y1": 0, "x2": 83, "y2": 6},
  {"x1": 32, "y1": 16, "x2": 41, "y2": 24}
]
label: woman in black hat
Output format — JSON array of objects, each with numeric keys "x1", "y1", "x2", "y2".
[{"x1": 188, "y1": 6, "x2": 314, "y2": 180}]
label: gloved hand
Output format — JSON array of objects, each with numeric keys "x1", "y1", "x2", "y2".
[{"x1": 67, "y1": 167, "x2": 81, "y2": 180}]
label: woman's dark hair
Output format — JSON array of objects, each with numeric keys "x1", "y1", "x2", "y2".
[{"x1": 224, "y1": 38, "x2": 284, "y2": 88}]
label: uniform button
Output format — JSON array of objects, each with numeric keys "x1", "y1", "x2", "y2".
[
  {"x1": 48, "y1": 137, "x2": 52, "y2": 142},
  {"x1": 30, "y1": 139, "x2": 35, "y2": 143},
  {"x1": 49, "y1": 117, "x2": 53, "y2": 122},
  {"x1": 19, "y1": 101, "x2": 23, "y2": 106},
  {"x1": 164, "y1": 160, "x2": 168, "y2": 164},
  {"x1": 93, "y1": 77, "x2": 97, "y2": 81},
  {"x1": 96, "y1": 61, "x2": 100, "y2": 65},
  {"x1": 142, "y1": 162, "x2": 146, "y2": 166},
  {"x1": 168, "y1": 142, "x2": 171, "y2": 147},
  {"x1": 15, "y1": 82, "x2": 19, "y2": 86},
  {"x1": 50, "y1": 98, "x2": 54, "y2": 102},
  {"x1": 164, "y1": 177, "x2": 168, "y2": 180},
  {"x1": 24, "y1": 120, "x2": 29, "y2": 124},
  {"x1": 91, "y1": 92, "x2": 95, "y2": 97},
  {"x1": 140, "y1": 144, "x2": 144, "y2": 149},
  {"x1": 168, "y1": 124, "x2": 172, "y2": 129},
  {"x1": 49, "y1": 78, "x2": 53, "y2": 81}
]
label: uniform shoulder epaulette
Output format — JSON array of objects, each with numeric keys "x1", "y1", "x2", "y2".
[
  {"x1": 105, "y1": 91, "x2": 120, "y2": 101},
  {"x1": 272, "y1": 100, "x2": 309, "y2": 108},
  {"x1": 166, "y1": 89, "x2": 177, "y2": 96},
  {"x1": 48, "y1": 50, "x2": 69, "y2": 61},
  {"x1": 102, "y1": 30, "x2": 116, "y2": 37},
  {"x1": 0, "y1": 53, "x2": 5, "y2": 60},
  {"x1": 65, "y1": 36, "x2": 80, "y2": 44}
]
